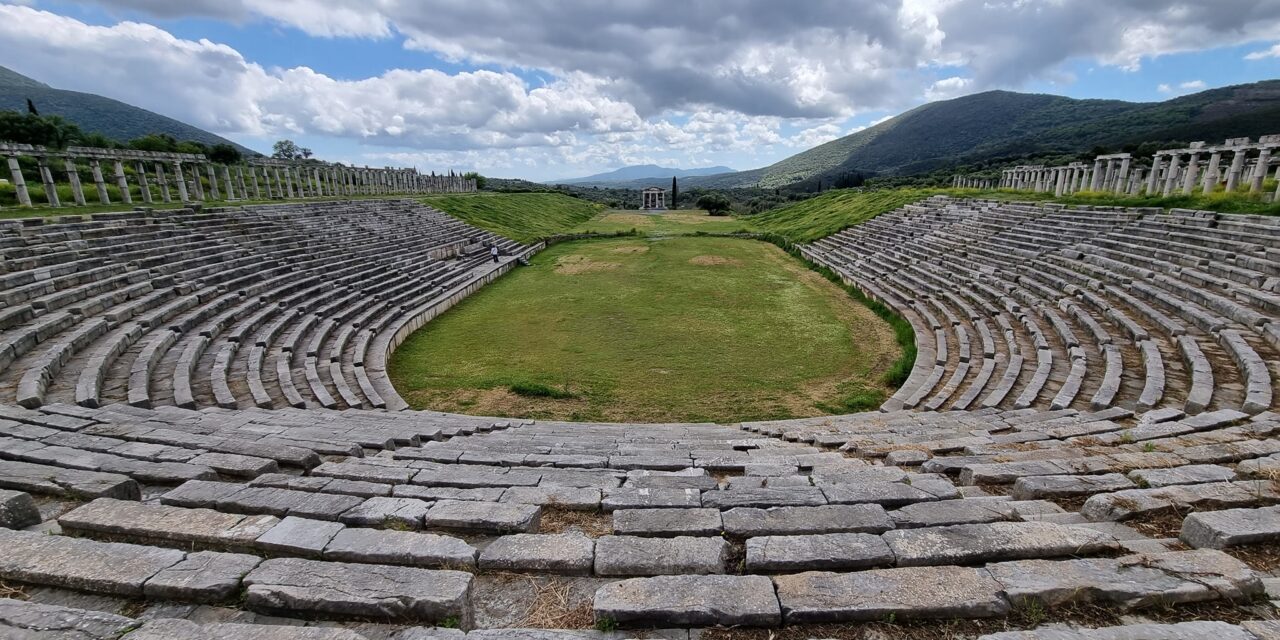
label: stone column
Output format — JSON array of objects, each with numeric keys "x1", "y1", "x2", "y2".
[
  {"x1": 155, "y1": 163, "x2": 172, "y2": 203},
  {"x1": 1225, "y1": 149, "x2": 1247, "y2": 192},
  {"x1": 6, "y1": 155, "x2": 31, "y2": 206},
  {"x1": 1114, "y1": 157, "x2": 1131, "y2": 194},
  {"x1": 1146, "y1": 154, "x2": 1163, "y2": 194},
  {"x1": 284, "y1": 168, "x2": 295, "y2": 199},
  {"x1": 135, "y1": 162, "x2": 153, "y2": 204},
  {"x1": 236, "y1": 166, "x2": 248, "y2": 201},
  {"x1": 1274, "y1": 164, "x2": 1280, "y2": 200},
  {"x1": 1250, "y1": 148, "x2": 1272, "y2": 192},
  {"x1": 207, "y1": 165, "x2": 221, "y2": 200},
  {"x1": 191, "y1": 164, "x2": 205, "y2": 201},
  {"x1": 1162, "y1": 153, "x2": 1181, "y2": 197},
  {"x1": 112, "y1": 160, "x2": 132, "y2": 204},
  {"x1": 222, "y1": 165, "x2": 236, "y2": 200},
  {"x1": 36, "y1": 156, "x2": 60, "y2": 207},
  {"x1": 89, "y1": 160, "x2": 111, "y2": 204},
  {"x1": 1181, "y1": 152, "x2": 1200, "y2": 195},
  {"x1": 250, "y1": 167, "x2": 262, "y2": 199},
  {"x1": 1129, "y1": 168, "x2": 1145, "y2": 195},
  {"x1": 1088, "y1": 159, "x2": 1104, "y2": 190},
  {"x1": 173, "y1": 162, "x2": 189, "y2": 202},
  {"x1": 64, "y1": 158, "x2": 86, "y2": 206},
  {"x1": 1201, "y1": 152, "x2": 1221, "y2": 193}
]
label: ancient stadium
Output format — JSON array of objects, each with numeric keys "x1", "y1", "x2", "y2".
[{"x1": 2, "y1": 10, "x2": 1280, "y2": 637}]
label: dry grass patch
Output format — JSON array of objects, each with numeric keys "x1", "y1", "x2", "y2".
[
  {"x1": 1225, "y1": 542, "x2": 1280, "y2": 573},
  {"x1": 539, "y1": 508, "x2": 613, "y2": 537},
  {"x1": 554, "y1": 255, "x2": 621, "y2": 275},
  {"x1": 0, "y1": 581, "x2": 28, "y2": 600},
  {"x1": 610, "y1": 244, "x2": 649, "y2": 254},
  {"x1": 689, "y1": 255, "x2": 742, "y2": 266}
]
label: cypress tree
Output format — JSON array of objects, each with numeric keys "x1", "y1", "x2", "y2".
[{"x1": 671, "y1": 176, "x2": 678, "y2": 210}]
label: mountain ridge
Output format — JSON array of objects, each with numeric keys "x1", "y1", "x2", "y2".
[
  {"x1": 684, "y1": 80, "x2": 1280, "y2": 189},
  {"x1": 0, "y1": 65, "x2": 258, "y2": 156},
  {"x1": 555, "y1": 164, "x2": 735, "y2": 185}
]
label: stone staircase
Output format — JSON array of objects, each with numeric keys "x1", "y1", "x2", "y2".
[{"x1": 0, "y1": 197, "x2": 1277, "y2": 638}]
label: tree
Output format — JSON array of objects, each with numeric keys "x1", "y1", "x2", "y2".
[
  {"x1": 208, "y1": 143, "x2": 242, "y2": 164},
  {"x1": 463, "y1": 171, "x2": 487, "y2": 190},
  {"x1": 696, "y1": 192, "x2": 732, "y2": 216},
  {"x1": 300, "y1": 147, "x2": 313, "y2": 159},
  {"x1": 272, "y1": 139, "x2": 302, "y2": 160},
  {"x1": 671, "y1": 176, "x2": 678, "y2": 210},
  {"x1": 0, "y1": 111, "x2": 83, "y2": 149},
  {"x1": 129, "y1": 133, "x2": 179, "y2": 152},
  {"x1": 25, "y1": 99, "x2": 37, "y2": 116}
]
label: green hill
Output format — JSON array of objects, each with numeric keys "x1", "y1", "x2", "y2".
[
  {"x1": 0, "y1": 66, "x2": 257, "y2": 155},
  {"x1": 422, "y1": 193, "x2": 605, "y2": 243},
  {"x1": 692, "y1": 80, "x2": 1280, "y2": 189}
]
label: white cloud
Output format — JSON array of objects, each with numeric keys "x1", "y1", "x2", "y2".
[
  {"x1": 18, "y1": 1, "x2": 1280, "y2": 178},
  {"x1": 1157, "y1": 79, "x2": 1207, "y2": 95},
  {"x1": 924, "y1": 76, "x2": 973, "y2": 100},
  {"x1": 1245, "y1": 43, "x2": 1280, "y2": 59}
]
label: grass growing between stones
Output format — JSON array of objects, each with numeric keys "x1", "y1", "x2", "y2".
[
  {"x1": 389, "y1": 235, "x2": 900, "y2": 423},
  {"x1": 421, "y1": 192, "x2": 605, "y2": 243}
]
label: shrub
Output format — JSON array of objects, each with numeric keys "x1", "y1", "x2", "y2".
[{"x1": 508, "y1": 381, "x2": 574, "y2": 399}]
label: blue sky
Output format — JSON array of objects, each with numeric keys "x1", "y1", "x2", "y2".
[{"x1": 4, "y1": 1, "x2": 1280, "y2": 181}]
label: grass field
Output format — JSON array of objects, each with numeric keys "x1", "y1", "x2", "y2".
[
  {"x1": 389, "y1": 235, "x2": 900, "y2": 423},
  {"x1": 421, "y1": 192, "x2": 604, "y2": 243},
  {"x1": 571, "y1": 209, "x2": 756, "y2": 236},
  {"x1": 746, "y1": 188, "x2": 939, "y2": 243}
]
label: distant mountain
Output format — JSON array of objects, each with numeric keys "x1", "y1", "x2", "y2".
[
  {"x1": 556, "y1": 164, "x2": 735, "y2": 185},
  {"x1": 0, "y1": 66, "x2": 258, "y2": 156},
  {"x1": 686, "y1": 80, "x2": 1280, "y2": 189}
]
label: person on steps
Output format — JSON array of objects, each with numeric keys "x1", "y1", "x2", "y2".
[{"x1": 491, "y1": 244, "x2": 500, "y2": 263}]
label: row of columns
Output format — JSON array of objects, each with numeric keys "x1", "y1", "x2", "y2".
[
  {"x1": 952, "y1": 176, "x2": 994, "y2": 189},
  {"x1": 968, "y1": 135, "x2": 1280, "y2": 200},
  {"x1": 2, "y1": 144, "x2": 477, "y2": 209}
]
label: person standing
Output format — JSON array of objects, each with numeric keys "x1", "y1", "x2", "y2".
[{"x1": 490, "y1": 244, "x2": 500, "y2": 263}]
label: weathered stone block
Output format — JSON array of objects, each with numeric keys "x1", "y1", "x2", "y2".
[
  {"x1": 594, "y1": 535, "x2": 726, "y2": 576},
  {"x1": 774, "y1": 565, "x2": 1009, "y2": 623},
  {"x1": 594, "y1": 575, "x2": 780, "y2": 627},
  {"x1": 478, "y1": 533, "x2": 594, "y2": 575}
]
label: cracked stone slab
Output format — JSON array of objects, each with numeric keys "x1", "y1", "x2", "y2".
[
  {"x1": 0, "y1": 459, "x2": 140, "y2": 500},
  {"x1": 986, "y1": 549, "x2": 1263, "y2": 609},
  {"x1": 594, "y1": 535, "x2": 727, "y2": 576},
  {"x1": 593, "y1": 575, "x2": 781, "y2": 627},
  {"x1": 478, "y1": 533, "x2": 594, "y2": 575},
  {"x1": 243, "y1": 557, "x2": 473, "y2": 625},
  {"x1": 722, "y1": 504, "x2": 893, "y2": 536},
  {"x1": 338, "y1": 496, "x2": 433, "y2": 529},
  {"x1": 890, "y1": 498, "x2": 1021, "y2": 528},
  {"x1": 774, "y1": 565, "x2": 1009, "y2": 623},
  {"x1": 0, "y1": 529, "x2": 184, "y2": 596},
  {"x1": 745, "y1": 533, "x2": 894, "y2": 572},
  {"x1": 424, "y1": 499, "x2": 541, "y2": 533},
  {"x1": 884, "y1": 521, "x2": 1119, "y2": 566},
  {"x1": 499, "y1": 486, "x2": 602, "y2": 511},
  {"x1": 611, "y1": 508, "x2": 722, "y2": 536},
  {"x1": 1081, "y1": 481, "x2": 1280, "y2": 521},
  {"x1": 254, "y1": 516, "x2": 344, "y2": 556},
  {"x1": 1128, "y1": 465, "x2": 1237, "y2": 488},
  {"x1": 1010, "y1": 474, "x2": 1135, "y2": 500},
  {"x1": 323, "y1": 527, "x2": 477, "y2": 569},
  {"x1": 143, "y1": 550, "x2": 262, "y2": 603},
  {"x1": 59, "y1": 498, "x2": 279, "y2": 547},
  {"x1": 1180, "y1": 505, "x2": 1280, "y2": 549},
  {"x1": 0, "y1": 598, "x2": 138, "y2": 639}
]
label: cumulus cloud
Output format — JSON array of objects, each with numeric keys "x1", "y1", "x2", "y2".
[
  {"x1": 1245, "y1": 43, "x2": 1280, "y2": 59},
  {"x1": 17, "y1": 1, "x2": 1280, "y2": 176},
  {"x1": 1157, "y1": 79, "x2": 1208, "y2": 94}
]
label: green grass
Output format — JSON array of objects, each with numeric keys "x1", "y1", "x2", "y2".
[
  {"x1": 421, "y1": 192, "x2": 604, "y2": 243},
  {"x1": 745, "y1": 188, "x2": 939, "y2": 243},
  {"x1": 571, "y1": 209, "x2": 756, "y2": 236},
  {"x1": 389, "y1": 236, "x2": 902, "y2": 423},
  {"x1": 741, "y1": 185, "x2": 1280, "y2": 244}
]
